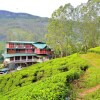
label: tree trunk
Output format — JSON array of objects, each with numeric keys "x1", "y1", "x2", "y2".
[{"x1": 60, "y1": 50, "x2": 63, "y2": 58}]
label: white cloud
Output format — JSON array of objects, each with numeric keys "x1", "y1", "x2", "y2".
[{"x1": 0, "y1": 0, "x2": 88, "y2": 17}]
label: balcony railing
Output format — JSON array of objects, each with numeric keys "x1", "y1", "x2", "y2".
[
  {"x1": 10, "y1": 59, "x2": 43, "y2": 63},
  {"x1": 7, "y1": 45, "x2": 34, "y2": 49}
]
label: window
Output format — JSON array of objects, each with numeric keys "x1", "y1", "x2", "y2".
[
  {"x1": 28, "y1": 56, "x2": 32, "y2": 59},
  {"x1": 22, "y1": 56, "x2": 26, "y2": 60},
  {"x1": 9, "y1": 43, "x2": 14, "y2": 48},
  {"x1": 15, "y1": 56, "x2": 20, "y2": 60},
  {"x1": 25, "y1": 44, "x2": 31, "y2": 48},
  {"x1": 10, "y1": 57, "x2": 14, "y2": 61}
]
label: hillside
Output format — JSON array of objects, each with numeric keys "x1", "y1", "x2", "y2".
[
  {"x1": 0, "y1": 47, "x2": 99, "y2": 100},
  {"x1": 75, "y1": 47, "x2": 100, "y2": 99},
  {"x1": 0, "y1": 10, "x2": 48, "y2": 41},
  {"x1": 0, "y1": 53, "x2": 89, "y2": 100}
]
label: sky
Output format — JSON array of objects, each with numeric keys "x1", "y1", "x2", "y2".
[{"x1": 0, "y1": 0, "x2": 88, "y2": 17}]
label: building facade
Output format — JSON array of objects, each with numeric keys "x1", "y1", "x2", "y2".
[{"x1": 2, "y1": 41, "x2": 52, "y2": 67}]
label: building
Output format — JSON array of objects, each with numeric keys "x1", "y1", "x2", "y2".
[{"x1": 2, "y1": 41, "x2": 52, "y2": 67}]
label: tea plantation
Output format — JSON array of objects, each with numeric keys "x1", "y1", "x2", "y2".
[
  {"x1": 0, "y1": 54, "x2": 89, "y2": 100},
  {"x1": 88, "y1": 46, "x2": 100, "y2": 54},
  {"x1": 76, "y1": 46, "x2": 100, "y2": 99}
]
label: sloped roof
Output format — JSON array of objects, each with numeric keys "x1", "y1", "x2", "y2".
[
  {"x1": 2, "y1": 53, "x2": 36, "y2": 58},
  {"x1": 33, "y1": 44, "x2": 47, "y2": 49},
  {"x1": 33, "y1": 42, "x2": 47, "y2": 49}
]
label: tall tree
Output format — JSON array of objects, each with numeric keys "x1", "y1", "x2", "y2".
[
  {"x1": 46, "y1": 0, "x2": 100, "y2": 57},
  {"x1": 46, "y1": 4, "x2": 74, "y2": 57}
]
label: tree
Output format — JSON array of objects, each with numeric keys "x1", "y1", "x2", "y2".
[
  {"x1": 46, "y1": 1, "x2": 100, "y2": 57},
  {"x1": 46, "y1": 4, "x2": 75, "y2": 57}
]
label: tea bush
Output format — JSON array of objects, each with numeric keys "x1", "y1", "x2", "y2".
[
  {"x1": 88, "y1": 46, "x2": 100, "y2": 54},
  {"x1": 0, "y1": 54, "x2": 89, "y2": 100}
]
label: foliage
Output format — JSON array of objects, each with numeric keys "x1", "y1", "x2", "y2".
[
  {"x1": 46, "y1": 4, "x2": 77, "y2": 57},
  {"x1": 0, "y1": 11, "x2": 48, "y2": 41},
  {"x1": 84, "y1": 89, "x2": 100, "y2": 100},
  {"x1": 81, "y1": 66, "x2": 100, "y2": 88},
  {"x1": 0, "y1": 41, "x2": 5, "y2": 63},
  {"x1": 73, "y1": 51, "x2": 100, "y2": 100},
  {"x1": 46, "y1": 0, "x2": 100, "y2": 57},
  {"x1": 80, "y1": 52, "x2": 100, "y2": 88},
  {"x1": 88, "y1": 46, "x2": 100, "y2": 54},
  {"x1": 0, "y1": 54, "x2": 88, "y2": 100}
]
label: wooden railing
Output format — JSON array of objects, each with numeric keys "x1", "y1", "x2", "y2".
[{"x1": 10, "y1": 59, "x2": 44, "y2": 63}]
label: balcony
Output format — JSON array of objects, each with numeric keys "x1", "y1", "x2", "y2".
[
  {"x1": 7, "y1": 49, "x2": 34, "y2": 54},
  {"x1": 10, "y1": 58, "x2": 39, "y2": 63},
  {"x1": 7, "y1": 43, "x2": 34, "y2": 49}
]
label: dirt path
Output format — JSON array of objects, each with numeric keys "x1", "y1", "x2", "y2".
[
  {"x1": 76, "y1": 53, "x2": 100, "y2": 99},
  {"x1": 79, "y1": 84, "x2": 100, "y2": 96}
]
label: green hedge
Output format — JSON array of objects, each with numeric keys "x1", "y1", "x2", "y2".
[
  {"x1": 0, "y1": 54, "x2": 89, "y2": 100},
  {"x1": 88, "y1": 46, "x2": 100, "y2": 54}
]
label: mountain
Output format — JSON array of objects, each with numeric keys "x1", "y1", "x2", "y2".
[
  {"x1": 0, "y1": 10, "x2": 41, "y2": 19},
  {"x1": 0, "y1": 10, "x2": 48, "y2": 41}
]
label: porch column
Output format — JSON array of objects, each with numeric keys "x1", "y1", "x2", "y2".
[
  {"x1": 32, "y1": 56, "x2": 33, "y2": 62},
  {"x1": 14, "y1": 57, "x2": 15, "y2": 62},
  {"x1": 26, "y1": 56, "x2": 28, "y2": 61},
  {"x1": 20, "y1": 56, "x2": 22, "y2": 61}
]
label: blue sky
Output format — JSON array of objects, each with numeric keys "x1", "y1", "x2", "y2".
[{"x1": 0, "y1": 0, "x2": 88, "y2": 17}]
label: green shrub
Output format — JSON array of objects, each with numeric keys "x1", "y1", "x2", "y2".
[
  {"x1": 0, "y1": 53, "x2": 88, "y2": 99},
  {"x1": 88, "y1": 46, "x2": 100, "y2": 54}
]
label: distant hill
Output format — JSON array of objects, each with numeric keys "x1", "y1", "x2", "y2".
[
  {"x1": 0, "y1": 10, "x2": 48, "y2": 41},
  {"x1": 0, "y1": 10, "x2": 41, "y2": 19}
]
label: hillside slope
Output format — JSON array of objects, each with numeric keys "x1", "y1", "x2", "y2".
[
  {"x1": 0, "y1": 10, "x2": 48, "y2": 41},
  {"x1": 76, "y1": 47, "x2": 100, "y2": 100},
  {"x1": 0, "y1": 47, "x2": 100, "y2": 100},
  {"x1": 0, "y1": 54, "x2": 88, "y2": 100}
]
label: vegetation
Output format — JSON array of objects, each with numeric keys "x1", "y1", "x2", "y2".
[
  {"x1": 0, "y1": 12, "x2": 48, "y2": 58},
  {"x1": 0, "y1": 41, "x2": 5, "y2": 63},
  {"x1": 79, "y1": 52, "x2": 100, "y2": 88},
  {"x1": 88, "y1": 46, "x2": 100, "y2": 54},
  {"x1": 0, "y1": 0, "x2": 100, "y2": 99},
  {"x1": 0, "y1": 47, "x2": 99, "y2": 100},
  {"x1": 74, "y1": 48, "x2": 100, "y2": 99},
  {"x1": 0, "y1": 11, "x2": 48, "y2": 41},
  {"x1": 0, "y1": 54, "x2": 89, "y2": 99},
  {"x1": 46, "y1": 0, "x2": 100, "y2": 57},
  {"x1": 0, "y1": 0, "x2": 100, "y2": 58},
  {"x1": 84, "y1": 89, "x2": 100, "y2": 100}
]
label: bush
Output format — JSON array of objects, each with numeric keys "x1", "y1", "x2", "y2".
[
  {"x1": 0, "y1": 53, "x2": 88, "y2": 99},
  {"x1": 88, "y1": 46, "x2": 100, "y2": 54}
]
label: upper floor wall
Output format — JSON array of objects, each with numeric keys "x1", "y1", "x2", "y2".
[
  {"x1": 6, "y1": 41, "x2": 52, "y2": 55},
  {"x1": 6, "y1": 43, "x2": 34, "y2": 49}
]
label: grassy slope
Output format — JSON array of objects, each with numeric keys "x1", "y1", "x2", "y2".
[
  {"x1": 0, "y1": 54, "x2": 88, "y2": 100},
  {"x1": 76, "y1": 47, "x2": 100, "y2": 99},
  {"x1": 88, "y1": 46, "x2": 100, "y2": 54},
  {"x1": 80, "y1": 53, "x2": 100, "y2": 88},
  {"x1": 84, "y1": 89, "x2": 100, "y2": 100}
]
